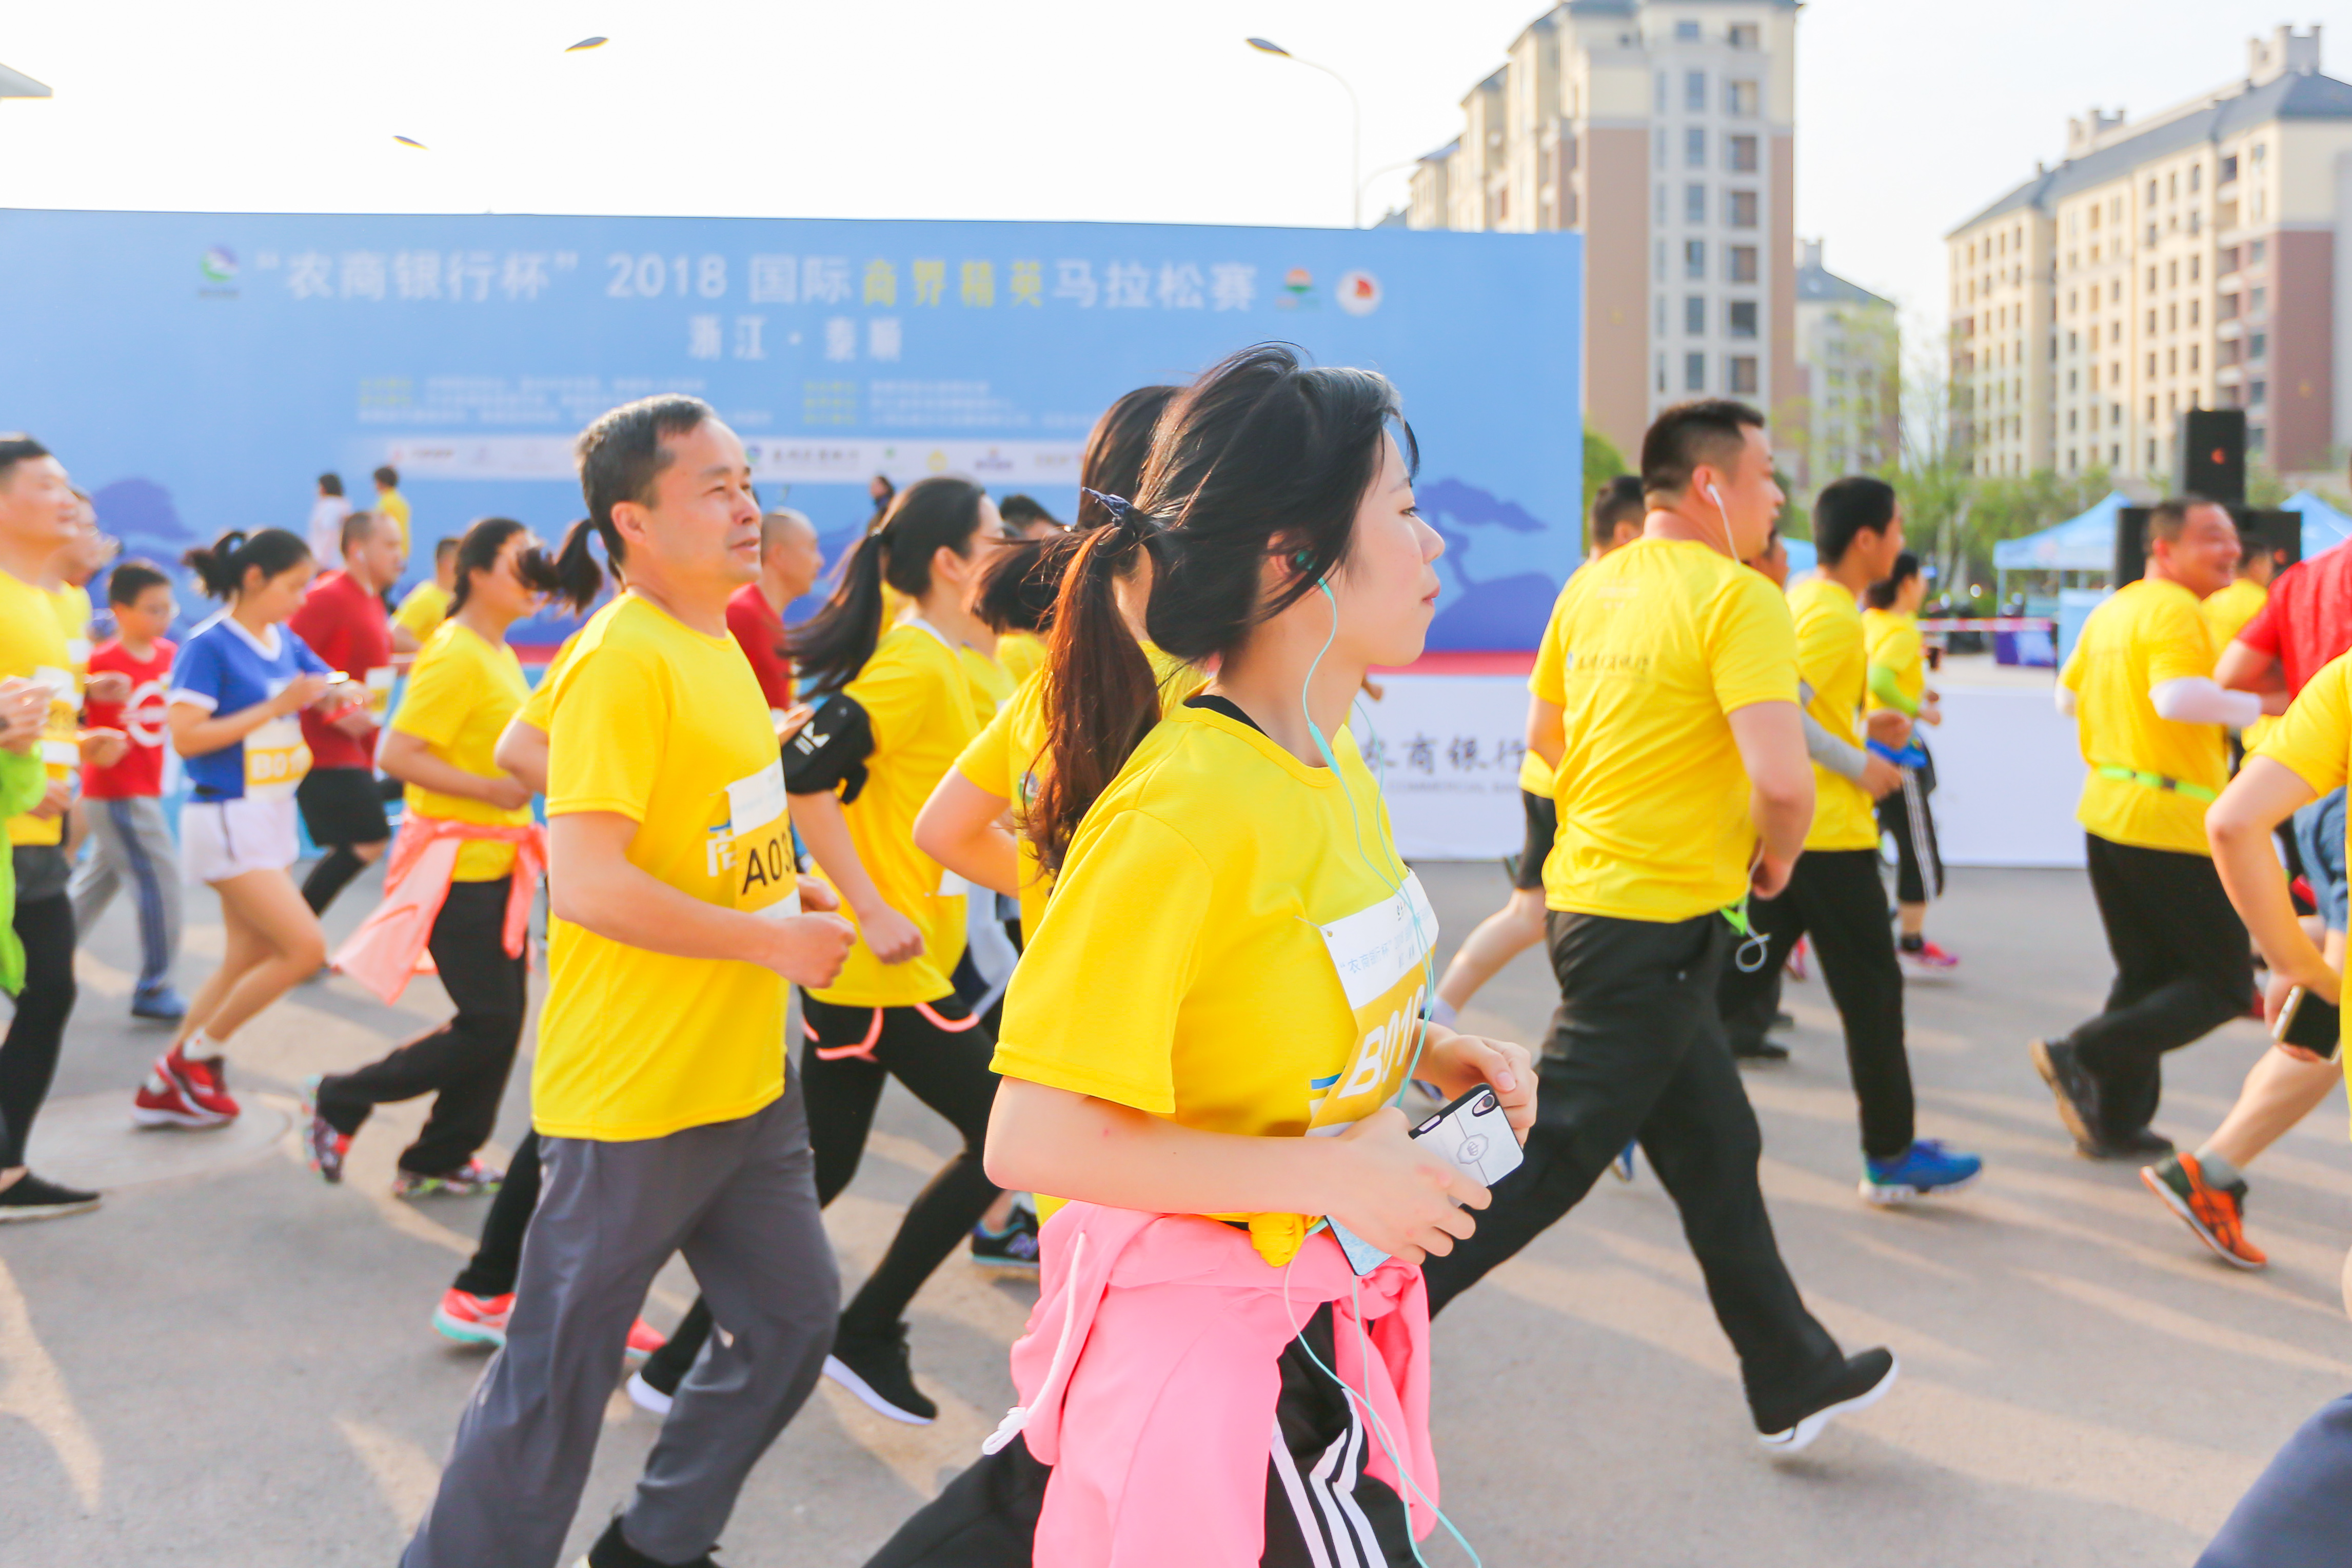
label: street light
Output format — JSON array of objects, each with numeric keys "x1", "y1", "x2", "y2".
[
  {"x1": 1245, "y1": 37, "x2": 1361, "y2": 228},
  {"x1": 0, "y1": 62, "x2": 52, "y2": 100}
]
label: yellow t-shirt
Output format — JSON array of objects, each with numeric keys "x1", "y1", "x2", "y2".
[
  {"x1": 1520, "y1": 581, "x2": 1575, "y2": 795},
  {"x1": 536, "y1": 594, "x2": 798, "y2": 1140},
  {"x1": 393, "y1": 581, "x2": 450, "y2": 644},
  {"x1": 2060, "y1": 577, "x2": 2227, "y2": 856},
  {"x1": 390, "y1": 620, "x2": 533, "y2": 881},
  {"x1": 2254, "y1": 650, "x2": 2352, "y2": 793},
  {"x1": 997, "y1": 629, "x2": 1047, "y2": 688},
  {"x1": 995, "y1": 702, "x2": 1434, "y2": 1252},
  {"x1": 377, "y1": 489, "x2": 412, "y2": 554},
  {"x1": 1, "y1": 569, "x2": 76, "y2": 847},
  {"x1": 1530, "y1": 538, "x2": 1800, "y2": 922},
  {"x1": 804, "y1": 622, "x2": 991, "y2": 1007},
  {"x1": 519, "y1": 609, "x2": 623, "y2": 733},
  {"x1": 1788, "y1": 575, "x2": 1878, "y2": 852},
  {"x1": 2201, "y1": 576, "x2": 2268, "y2": 652},
  {"x1": 951, "y1": 644, "x2": 1204, "y2": 940},
  {"x1": 960, "y1": 643, "x2": 1016, "y2": 720},
  {"x1": 1862, "y1": 608, "x2": 1925, "y2": 715}
]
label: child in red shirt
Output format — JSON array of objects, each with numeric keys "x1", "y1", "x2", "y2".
[{"x1": 69, "y1": 560, "x2": 185, "y2": 1019}]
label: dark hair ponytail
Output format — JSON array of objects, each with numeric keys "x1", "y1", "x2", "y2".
[
  {"x1": 1029, "y1": 344, "x2": 1411, "y2": 874},
  {"x1": 1866, "y1": 550, "x2": 1922, "y2": 611},
  {"x1": 792, "y1": 475, "x2": 988, "y2": 694},
  {"x1": 549, "y1": 518, "x2": 609, "y2": 614},
  {"x1": 446, "y1": 517, "x2": 560, "y2": 614},
  {"x1": 183, "y1": 527, "x2": 312, "y2": 601}
]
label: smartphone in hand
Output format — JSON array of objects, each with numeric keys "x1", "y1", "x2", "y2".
[{"x1": 2273, "y1": 985, "x2": 2344, "y2": 1063}]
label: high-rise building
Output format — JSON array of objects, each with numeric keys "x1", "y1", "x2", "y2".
[
  {"x1": 1946, "y1": 25, "x2": 2352, "y2": 481},
  {"x1": 1790, "y1": 240, "x2": 1900, "y2": 492},
  {"x1": 1407, "y1": 1, "x2": 1798, "y2": 463}
]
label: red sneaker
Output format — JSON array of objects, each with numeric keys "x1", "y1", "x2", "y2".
[
  {"x1": 1898, "y1": 940, "x2": 1960, "y2": 975},
  {"x1": 131, "y1": 1047, "x2": 239, "y2": 1128},
  {"x1": 432, "y1": 1288, "x2": 514, "y2": 1348},
  {"x1": 624, "y1": 1318, "x2": 666, "y2": 1367}
]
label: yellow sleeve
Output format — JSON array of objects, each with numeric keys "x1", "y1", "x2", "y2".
[
  {"x1": 953, "y1": 683, "x2": 1020, "y2": 800},
  {"x1": 2146, "y1": 595, "x2": 2217, "y2": 687},
  {"x1": 2255, "y1": 654, "x2": 2352, "y2": 798},
  {"x1": 844, "y1": 636, "x2": 937, "y2": 757},
  {"x1": 1708, "y1": 570, "x2": 1801, "y2": 713},
  {"x1": 1528, "y1": 594, "x2": 1572, "y2": 705},
  {"x1": 546, "y1": 642, "x2": 663, "y2": 822},
  {"x1": 392, "y1": 585, "x2": 442, "y2": 639},
  {"x1": 1789, "y1": 591, "x2": 1842, "y2": 697},
  {"x1": 389, "y1": 634, "x2": 473, "y2": 750},
  {"x1": 993, "y1": 807, "x2": 1211, "y2": 1115}
]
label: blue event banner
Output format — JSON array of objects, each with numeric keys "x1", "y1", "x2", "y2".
[{"x1": 0, "y1": 209, "x2": 1582, "y2": 649}]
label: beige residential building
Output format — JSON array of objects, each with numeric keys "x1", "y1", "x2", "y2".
[
  {"x1": 1407, "y1": 0, "x2": 1798, "y2": 464},
  {"x1": 1948, "y1": 25, "x2": 2352, "y2": 481},
  {"x1": 1789, "y1": 240, "x2": 1900, "y2": 492}
]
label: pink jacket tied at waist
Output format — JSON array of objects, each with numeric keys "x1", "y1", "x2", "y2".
[
  {"x1": 331, "y1": 815, "x2": 546, "y2": 1004},
  {"x1": 987, "y1": 1201, "x2": 1437, "y2": 1567}
]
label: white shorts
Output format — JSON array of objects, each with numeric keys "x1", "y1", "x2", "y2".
[{"x1": 179, "y1": 794, "x2": 301, "y2": 886}]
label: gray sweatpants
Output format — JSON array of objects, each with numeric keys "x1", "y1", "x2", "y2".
[
  {"x1": 402, "y1": 1083, "x2": 838, "y2": 1568},
  {"x1": 68, "y1": 795, "x2": 181, "y2": 998}
]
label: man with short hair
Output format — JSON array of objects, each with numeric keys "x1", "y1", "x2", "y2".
[
  {"x1": 2035, "y1": 495, "x2": 2260, "y2": 1158},
  {"x1": 993, "y1": 493, "x2": 1060, "y2": 542},
  {"x1": 392, "y1": 535, "x2": 460, "y2": 655},
  {"x1": 307, "y1": 473, "x2": 351, "y2": 567},
  {"x1": 1720, "y1": 475, "x2": 1984, "y2": 1202},
  {"x1": 402, "y1": 396, "x2": 856, "y2": 1568},
  {"x1": 1421, "y1": 400, "x2": 1897, "y2": 1454},
  {"x1": 372, "y1": 463, "x2": 411, "y2": 557},
  {"x1": 726, "y1": 507, "x2": 823, "y2": 720},
  {"x1": 289, "y1": 510, "x2": 402, "y2": 917}
]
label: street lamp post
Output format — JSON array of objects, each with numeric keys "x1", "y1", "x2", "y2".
[{"x1": 1245, "y1": 37, "x2": 1360, "y2": 229}]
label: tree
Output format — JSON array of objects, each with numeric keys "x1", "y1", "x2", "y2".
[{"x1": 1582, "y1": 422, "x2": 1626, "y2": 529}]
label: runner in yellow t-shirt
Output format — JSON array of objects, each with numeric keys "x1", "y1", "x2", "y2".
[
  {"x1": 783, "y1": 474, "x2": 1017, "y2": 1423},
  {"x1": 371, "y1": 463, "x2": 411, "y2": 555},
  {"x1": 1863, "y1": 557, "x2": 1960, "y2": 971},
  {"x1": 1717, "y1": 477, "x2": 1983, "y2": 1202},
  {"x1": 2202, "y1": 537, "x2": 2279, "y2": 755},
  {"x1": 1430, "y1": 475, "x2": 1646, "y2": 1031},
  {"x1": 306, "y1": 518, "x2": 546, "y2": 1196},
  {"x1": 2034, "y1": 496, "x2": 2262, "y2": 1160},
  {"x1": 402, "y1": 396, "x2": 855, "y2": 1568},
  {"x1": 390, "y1": 537, "x2": 458, "y2": 654},
  {"x1": 1421, "y1": 398, "x2": 1896, "y2": 1454}
]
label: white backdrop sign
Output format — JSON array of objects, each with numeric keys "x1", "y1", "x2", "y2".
[{"x1": 1356, "y1": 674, "x2": 1530, "y2": 861}]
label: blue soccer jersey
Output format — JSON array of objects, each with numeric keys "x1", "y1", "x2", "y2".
[{"x1": 167, "y1": 613, "x2": 329, "y2": 800}]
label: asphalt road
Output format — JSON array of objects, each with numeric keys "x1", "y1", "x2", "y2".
[{"x1": 4, "y1": 858, "x2": 2348, "y2": 1566}]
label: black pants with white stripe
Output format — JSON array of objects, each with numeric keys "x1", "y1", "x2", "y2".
[{"x1": 861, "y1": 1303, "x2": 1417, "y2": 1567}]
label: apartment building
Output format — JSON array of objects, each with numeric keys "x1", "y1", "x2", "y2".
[
  {"x1": 1947, "y1": 25, "x2": 2352, "y2": 481},
  {"x1": 1790, "y1": 240, "x2": 1900, "y2": 492},
  {"x1": 1407, "y1": 0, "x2": 1798, "y2": 463}
]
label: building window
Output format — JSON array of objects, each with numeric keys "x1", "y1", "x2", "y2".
[
  {"x1": 1685, "y1": 70, "x2": 1706, "y2": 112},
  {"x1": 1729, "y1": 355, "x2": 1759, "y2": 394},
  {"x1": 2190, "y1": 164, "x2": 2202, "y2": 192},
  {"x1": 2221, "y1": 153, "x2": 2239, "y2": 183},
  {"x1": 1685, "y1": 294, "x2": 1706, "y2": 334},
  {"x1": 1727, "y1": 300, "x2": 1758, "y2": 338},
  {"x1": 1728, "y1": 134, "x2": 1758, "y2": 173},
  {"x1": 1686, "y1": 183, "x2": 1707, "y2": 224},
  {"x1": 2250, "y1": 332, "x2": 2267, "y2": 361},
  {"x1": 1654, "y1": 127, "x2": 1667, "y2": 169},
  {"x1": 1655, "y1": 295, "x2": 1667, "y2": 334},
  {"x1": 1729, "y1": 245, "x2": 1758, "y2": 283},
  {"x1": 1675, "y1": 19, "x2": 1700, "y2": 41},
  {"x1": 1728, "y1": 79, "x2": 1759, "y2": 117},
  {"x1": 1727, "y1": 190, "x2": 1758, "y2": 228},
  {"x1": 1685, "y1": 240, "x2": 1706, "y2": 279},
  {"x1": 1654, "y1": 71, "x2": 1668, "y2": 114},
  {"x1": 2221, "y1": 246, "x2": 2240, "y2": 273},
  {"x1": 1685, "y1": 351, "x2": 1706, "y2": 392},
  {"x1": 2219, "y1": 293, "x2": 2240, "y2": 320},
  {"x1": 2189, "y1": 344, "x2": 2199, "y2": 371},
  {"x1": 2147, "y1": 178, "x2": 2158, "y2": 205},
  {"x1": 1656, "y1": 354, "x2": 1668, "y2": 393},
  {"x1": 2251, "y1": 286, "x2": 2268, "y2": 317},
  {"x1": 2147, "y1": 352, "x2": 2157, "y2": 378},
  {"x1": 2250, "y1": 425, "x2": 2267, "y2": 454},
  {"x1": 2252, "y1": 239, "x2": 2268, "y2": 265},
  {"x1": 2189, "y1": 298, "x2": 2200, "y2": 326},
  {"x1": 1729, "y1": 22, "x2": 1759, "y2": 48},
  {"x1": 1655, "y1": 240, "x2": 1667, "y2": 281},
  {"x1": 2251, "y1": 380, "x2": 2268, "y2": 408},
  {"x1": 1686, "y1": 127, "x2": 1705, "y2": 168}
]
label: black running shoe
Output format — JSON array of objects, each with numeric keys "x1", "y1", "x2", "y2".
[
  {"x1": 1731, "y1": 1037, "x2": 1791, "y2": 1063},
  {"x1": 824, "y1": 1321, "x2": 938, "y2": 1424},
  {"x1": 2029, "y1": 1038, "x2": 2106, "y2": 1154},
  {"x1": 969, "y1": 1202, "x2": 1041, "y2": 1272},
  {"x1": 0, "y1": 1172, "x2": 101, "y2": 1224},
  {"x1": 1754, "y1": 1347, "x2": 1899, "y2": 1454},
  {"x1": 579, "y1": 1515, "x2": 716, "y2": 1568}
]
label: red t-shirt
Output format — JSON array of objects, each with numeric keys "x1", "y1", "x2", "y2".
[
  {"x1": 287, "y1": 570, "x2": 394, "y2": 770},
  {"x1": 726, "y1": 582, "x2": 796, "y2": 711},
  {"x1": 82, "y1": 637, "x2": 174, "y2": 799},
  {"x1": 2238, "y1": 544, "x2": 2352, "y2": 696}
]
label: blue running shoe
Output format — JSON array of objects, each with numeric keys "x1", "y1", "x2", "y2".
[
  {"x1": 130, "y1": 986, "x2": 188, "y2": 1022},
  {"x1": 1610, "y1": 1142, "x2": 1638, "y2": 1183},
  {"x1": 1860, "y1": 1138, "x2": 1982, "y2": 1205}
]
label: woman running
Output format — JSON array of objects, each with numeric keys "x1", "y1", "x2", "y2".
[
  {"x1": 865, "y1": 344, "x2": 1535, "y2": 1568},
  {"x1": 134, "y1": 528, "x2": 355, "y2": 1129},
  {"x1": 776, "y1": 475, "x2": 1013, "y2": 1425},
  {"x1": 1864, "y1": 551, "x2": 1955, "y2": 972},
  {"x1": 303, "y1": 517, "x2": 557, "y2": 1197}
]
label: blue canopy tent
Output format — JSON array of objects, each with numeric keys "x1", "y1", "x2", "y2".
[
  {"x1": 1991, "y1": 491, "x2": 2131, "y2": 597},
  {"x1": 2282, "y1": 489, "x2": 2352, "y2": 555}
]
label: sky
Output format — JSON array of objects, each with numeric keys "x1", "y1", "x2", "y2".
[{"x1": 1, "y1": 0, "x2": 2347, "y2": 352}]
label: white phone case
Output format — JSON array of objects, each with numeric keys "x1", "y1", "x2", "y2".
[{"x1": 1328, "y1": 1088, "x2": 1525, "y2": 1277}]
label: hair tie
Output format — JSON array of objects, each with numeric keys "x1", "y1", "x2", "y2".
[{"x1": 1082, "y1": 488, "x2": 1156, "y2": 539}]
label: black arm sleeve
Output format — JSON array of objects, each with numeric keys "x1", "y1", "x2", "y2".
[{"x1": 782, "y1": 692, "x2": 875, "y2": 804}]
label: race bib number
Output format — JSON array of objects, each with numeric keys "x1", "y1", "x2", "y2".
[
  {"x1": 246, "y1": 681, "x2": 311, "y2": 799},
  {"x1": 935, "y1": 862, "x2": 968, "y2": 898},
  {"x1": 364, "y1": 665, "x2": 396, "y2": 720},
  {"x1": 714, "y1": 759, "x2": 800, "y2": 916},
  {"x1": 1306, "y1": 872, "x2": 1439, "y2": 1130},
  {"x1": 35, "y1": 665, "x2": 78, "y2": 771}
]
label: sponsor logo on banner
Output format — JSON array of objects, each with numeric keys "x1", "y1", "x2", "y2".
[
  {"x1": 1337, "y1": 270, "x2": 1381, "y2": 316},
  {"x1": 1277, "y1": 267, "x2": 1317, "y2": 310},
  {"x1": 201, "y1": 247, "x2": 239, "y2": 282}
]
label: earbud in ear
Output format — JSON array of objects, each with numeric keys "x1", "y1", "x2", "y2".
[
  {"x1": 1294, "y1": 550, "x2": 1314, "y2": 569},
  {"x1": 1706, "y1": 484, "x2": 1724, "y2": 504}
]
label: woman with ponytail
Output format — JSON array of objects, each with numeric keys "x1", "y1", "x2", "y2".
[
  {"x1": 305, "y1": 518, "x2": 560, "y2": 1198},
  {"x1": 776, "y1": 474, "x2": 1015, "y2": 1424},
  {"x1": 865, "y1": 346, "x2": 1535, "y2": 1568},
  {"x1": 133, "y1": 528, "x2": 359, "y2": 1131}
]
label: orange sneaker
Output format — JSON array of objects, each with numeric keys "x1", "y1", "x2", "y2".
[{"x1": 2142, "y1": 1153, "x2": 2266, "y2": 1269}]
